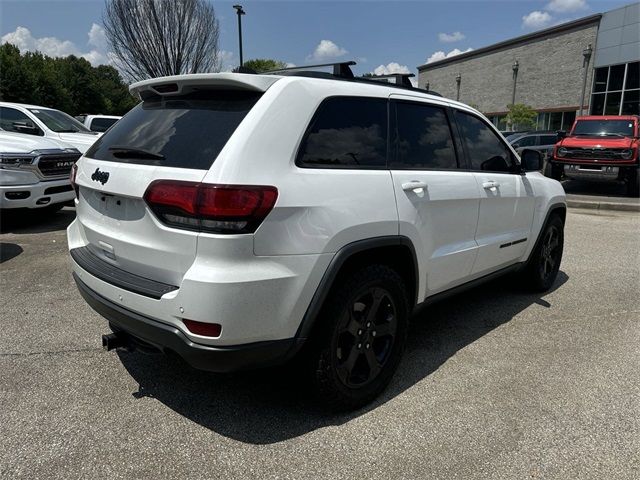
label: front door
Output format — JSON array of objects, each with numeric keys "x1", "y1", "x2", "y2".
[{"x1": 453, "y1": 110, "x2": 536, "y2": 275}]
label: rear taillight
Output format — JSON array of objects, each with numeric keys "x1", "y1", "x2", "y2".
[
  {"x1": 70, "y1": 163, "x2": 79, "y2": 198},
  {"x1": 143, "y1": 180, "x2": 278, "y2": 234}
]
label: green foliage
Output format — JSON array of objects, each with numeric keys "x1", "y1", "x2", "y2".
[
  {"x1": 0, "y1": 43, "x2": 137, "y2": 116},
  {"x1": 243, "y1": 58, "x2": 288, "y2": 73},
  {"x1": 506, "y1": 103, "x2": 537, "y2": 130}
]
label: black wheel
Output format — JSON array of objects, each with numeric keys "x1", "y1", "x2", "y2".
[
  {"x1": 522, "y1": 215, "x2": 564, "y2": 292},
  {"x1": 308, "y1": 265, "x2": 409, "y2": 411},
  {"x1": 626, "y1": 169, "x2": 639, "y2": 197}
]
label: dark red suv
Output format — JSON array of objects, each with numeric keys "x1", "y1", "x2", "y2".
[{"x1": 549, "y1": 115, "x2": 639, "y2": 196}]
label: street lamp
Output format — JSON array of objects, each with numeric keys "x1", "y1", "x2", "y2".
[
  {"x1": 233, "y1": 4, "x2": 246, "y2": 67},
  {"x1": 455, "y1": 73, "x2": 461, "y2": 101},
  {"x1": 511, "y1": 60, "x2": 519, "y2": 106},
  {"x1": 579, "y1": 44, "x2": 593, "y2": 116}
]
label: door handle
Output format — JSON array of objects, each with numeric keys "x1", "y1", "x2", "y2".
[
  {"x1": 402, "y1": 181, "x2": 428, "y2": 191},
  {"x1": 482, "y1": 180, "x2": 500, "y2": 190}
]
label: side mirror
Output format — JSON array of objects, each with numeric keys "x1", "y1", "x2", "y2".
[
  {"x1": 12, "y1": 121, "x2": 40, "y2": 135},
  {"x1": 521, "y1": 149, "x2": 543, "y2": 172},
  {"x1": 556, "y1": 130, "x2": 567, "y2": 141}
]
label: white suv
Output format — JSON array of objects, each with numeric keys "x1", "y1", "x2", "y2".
[{"x1": 68, "y1": 65, "x2": 566, "y2": 409}]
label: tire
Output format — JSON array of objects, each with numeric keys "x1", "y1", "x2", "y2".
[
  {"x1": 626, "y1": 169, "x2": 639, "y2": 198},
  {"x1": 521, "y1": 215, "x2": 564, "y2": 292},
  {"x1": 307, "y1": 264, "x2": 409, "y2": 411}
]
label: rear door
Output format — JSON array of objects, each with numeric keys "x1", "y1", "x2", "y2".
[
  {"x1": 75, "y1": 89, "x2": 263, "y2": 286},
  {"x1": 389, "y1": 95, "x2": 481, "y2": 297},
  {"x1": 452, "y1": 109, "x2": 536, "y2": 275}
]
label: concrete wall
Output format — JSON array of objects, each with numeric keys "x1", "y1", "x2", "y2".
[
  {"x1": 418, "y1": 22, "x2": 599, "y2": 114},
  {"x1": 594, "y1": 3, "x2": 640, "y2": 67}
]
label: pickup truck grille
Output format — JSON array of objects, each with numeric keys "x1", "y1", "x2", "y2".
[
  {"x1": 563, "y1": 148, "x2": 628, "y2": 160},
  {"x1": 36, "y1": 153, "x2": 81, "y2": 178}
]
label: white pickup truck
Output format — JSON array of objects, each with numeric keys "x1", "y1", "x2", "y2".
[
  {"x1": 75, "y1": 115, "x2": 121, "y2": 133},
  {"x1": 0, "y1": 131, "x2": 81, "y2": 211},
  {"x1": 0, "y1": 102, "x2": 101, "y2": 153}
]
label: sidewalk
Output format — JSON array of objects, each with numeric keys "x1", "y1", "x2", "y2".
[{"x1": 566, "y1": 194, "x2": 640, "y2": 212}]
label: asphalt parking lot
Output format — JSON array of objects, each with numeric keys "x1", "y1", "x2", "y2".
[{"x1": 1, "y1": 207, "x2": 639, "y2": 479}]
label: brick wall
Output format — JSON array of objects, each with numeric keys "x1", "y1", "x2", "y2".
[{"x1": 418, "y1": 22, "x2": 599, "y2": 115}]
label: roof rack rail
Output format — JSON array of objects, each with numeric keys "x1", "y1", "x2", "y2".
[
  {"x1": 264, "y1": 61, "x2": 356, "y2": 78},
  {"x1": 363, "y1": 73, "x2": 415, "y2": 88}
]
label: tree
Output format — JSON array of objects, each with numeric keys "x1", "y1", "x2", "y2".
[
  {"x1": 103, "y1": 0, "x2": 221, "y2": 81},
  {"x1": 506, "y1": 103, "x2": 537, "y2": 131},
  {"x1": 242, "y1": 59, "x2": 287, "y2": 73},
  {"x1": 0, "y1": 43, "x2": 136, "y2": 116}
]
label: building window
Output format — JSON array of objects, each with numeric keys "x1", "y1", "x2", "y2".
[
  {"x1": 590, "y1": 62, "x2": 639, "y2": 116},
  {"x1": 535, "y1": 111, "x2": 576, "y2": 131}
]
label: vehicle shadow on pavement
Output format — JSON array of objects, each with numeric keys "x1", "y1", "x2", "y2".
[
  {"x1": 0, "y1": 242, "x2": 23, "y2": 263},
  {"x1": 0, "y1": 206, "x2": 75, "y2": 234},
  {"x1": 118, "y1": 271, "x2": 569, "y2": 445}
]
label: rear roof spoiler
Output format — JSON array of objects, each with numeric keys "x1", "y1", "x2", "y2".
[{"x1": 129, "y1": 73, "x2": 280, "y2": 99}]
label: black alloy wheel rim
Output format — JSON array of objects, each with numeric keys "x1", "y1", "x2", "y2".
[
  {"x1": 334, "y1": 287, "x2": 397, "y2": 387},
  {"x1": 540, "y1": 225, "x2": 561, "y2": 280}
]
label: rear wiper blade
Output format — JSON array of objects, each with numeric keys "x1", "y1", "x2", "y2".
[{"x1": 108, "y1": 146, "x2": 165, "y2": 160}]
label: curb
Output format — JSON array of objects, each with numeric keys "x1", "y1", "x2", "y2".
[{"x1": 567, "y1": 199, "x2": 640, "y2": 212}]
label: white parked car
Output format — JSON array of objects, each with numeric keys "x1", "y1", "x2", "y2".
[
  {"x1": 0, "y1": 131, "x2": 80, "y2": 211},
  {"x1": 68, "y1": 66, "x2": 566, "y2": 409},
  {"x1": 0, "y1": 102, "x2": 101, "y2": 153},
  {"x1": 75, "y1": 114, "x2": 121, "y2": 133}
]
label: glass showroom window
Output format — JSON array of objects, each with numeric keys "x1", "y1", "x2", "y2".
[
  {"x1": 535, "y1": 111, "x2": 576, "y2": 131},
  {"x1": 590, "y1": 62, "x2": 640, "y2": 116}
]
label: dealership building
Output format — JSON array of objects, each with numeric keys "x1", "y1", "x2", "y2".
[{"x1": 417, "y1": 2, "x2": 639, "y2": 131}]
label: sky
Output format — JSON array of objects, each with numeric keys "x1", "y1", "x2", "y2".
[{"x1": 0, "y1": 0, "x2": 633, "y2": 79}]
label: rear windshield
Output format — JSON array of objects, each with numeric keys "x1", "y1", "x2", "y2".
[
  {"x1": 572, "y1": 119, "x2": 634, "y2": 137},
  {"x1": 85, "y1": 90, "x2": 262, "y2": 169}
]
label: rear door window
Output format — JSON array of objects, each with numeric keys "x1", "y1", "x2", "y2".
[
  {"x1": 391, "y1": 101, "x2": 458, "y2": 169},
  {"x1": 297, "y1": 96, "x2": 387, "y2": 168},
  {"x1": 85, "y1": 90, "x2": 262, "y2": 169},
  {"x1": 539, "y1": 135, "x2": 558, "y2": 145}
]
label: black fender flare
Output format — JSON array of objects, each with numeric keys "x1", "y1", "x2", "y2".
[{"x1": 295, "y1": 235, "x2": 419, "y2": 340}]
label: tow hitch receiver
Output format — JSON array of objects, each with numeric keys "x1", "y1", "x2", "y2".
[{"x1": 102, "y1": 332, "x2": 128, "y2": 351}]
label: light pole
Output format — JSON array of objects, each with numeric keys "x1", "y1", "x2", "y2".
[
  {"x1": 579, "y1": 44, "x2": 593, "y2": 116},
  {"x1": 233, "y1": 4, "x2": 246, "y2": 67},
  {"x1": 455, "y1": 73, "x2": 461, "y2": 101},
  {"x1": 511, "y1": 60, "x2": 519, "y2": 106}
]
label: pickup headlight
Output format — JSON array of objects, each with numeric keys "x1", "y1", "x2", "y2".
[
  {"x1": 620, "y1": 149, "x2": 634, "y2": 160},
  {"x1": 0, "y1": 153, "x2": 35, "y2": 168},
  {"x1": 557, "y1": 147, "x2": 568, "y2": 158}
]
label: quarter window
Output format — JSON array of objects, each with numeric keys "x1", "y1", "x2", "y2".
[
  {"x1": 297, "y1": 97, "x2": 387, "y2": 168},
  {"x1": 392, "y1": 102, "x2": 457, "y2": 169},
  {"x1": 455, "y1": 111, "x2": 513, "y2": 172}
]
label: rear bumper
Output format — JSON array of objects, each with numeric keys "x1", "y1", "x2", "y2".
[{"x1": 74, "y1": 273, "x2": 304, "y2": 372}]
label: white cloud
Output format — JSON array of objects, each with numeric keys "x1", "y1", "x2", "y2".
[
  {"x1": 373, "y1": 62, "x2": 411, "y2": 76},
  {"x1": 1, "y1": 25, "x2": 111, "y2": 67},
  {"x1": 285, "y1": 62, "x2": 296, "y2": 68},
  {"x1": 307, "y1": 39, "x2": 347, "y2": 61},
  {"x1": 426, "y1": 47, "x2": 473, "y2": 64},
  {"x1": 87, "y1": 23, "x2": 107, "y2": 51},
  {"x1": 545, "y1": 0, "x2": 588, "y2": 13},
  {"x1": 522, "y1": 11, "x2": 553, "y2": 29},
  {"x1": 438, "y1": 31, "x2": 466, "y2": 43}
]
